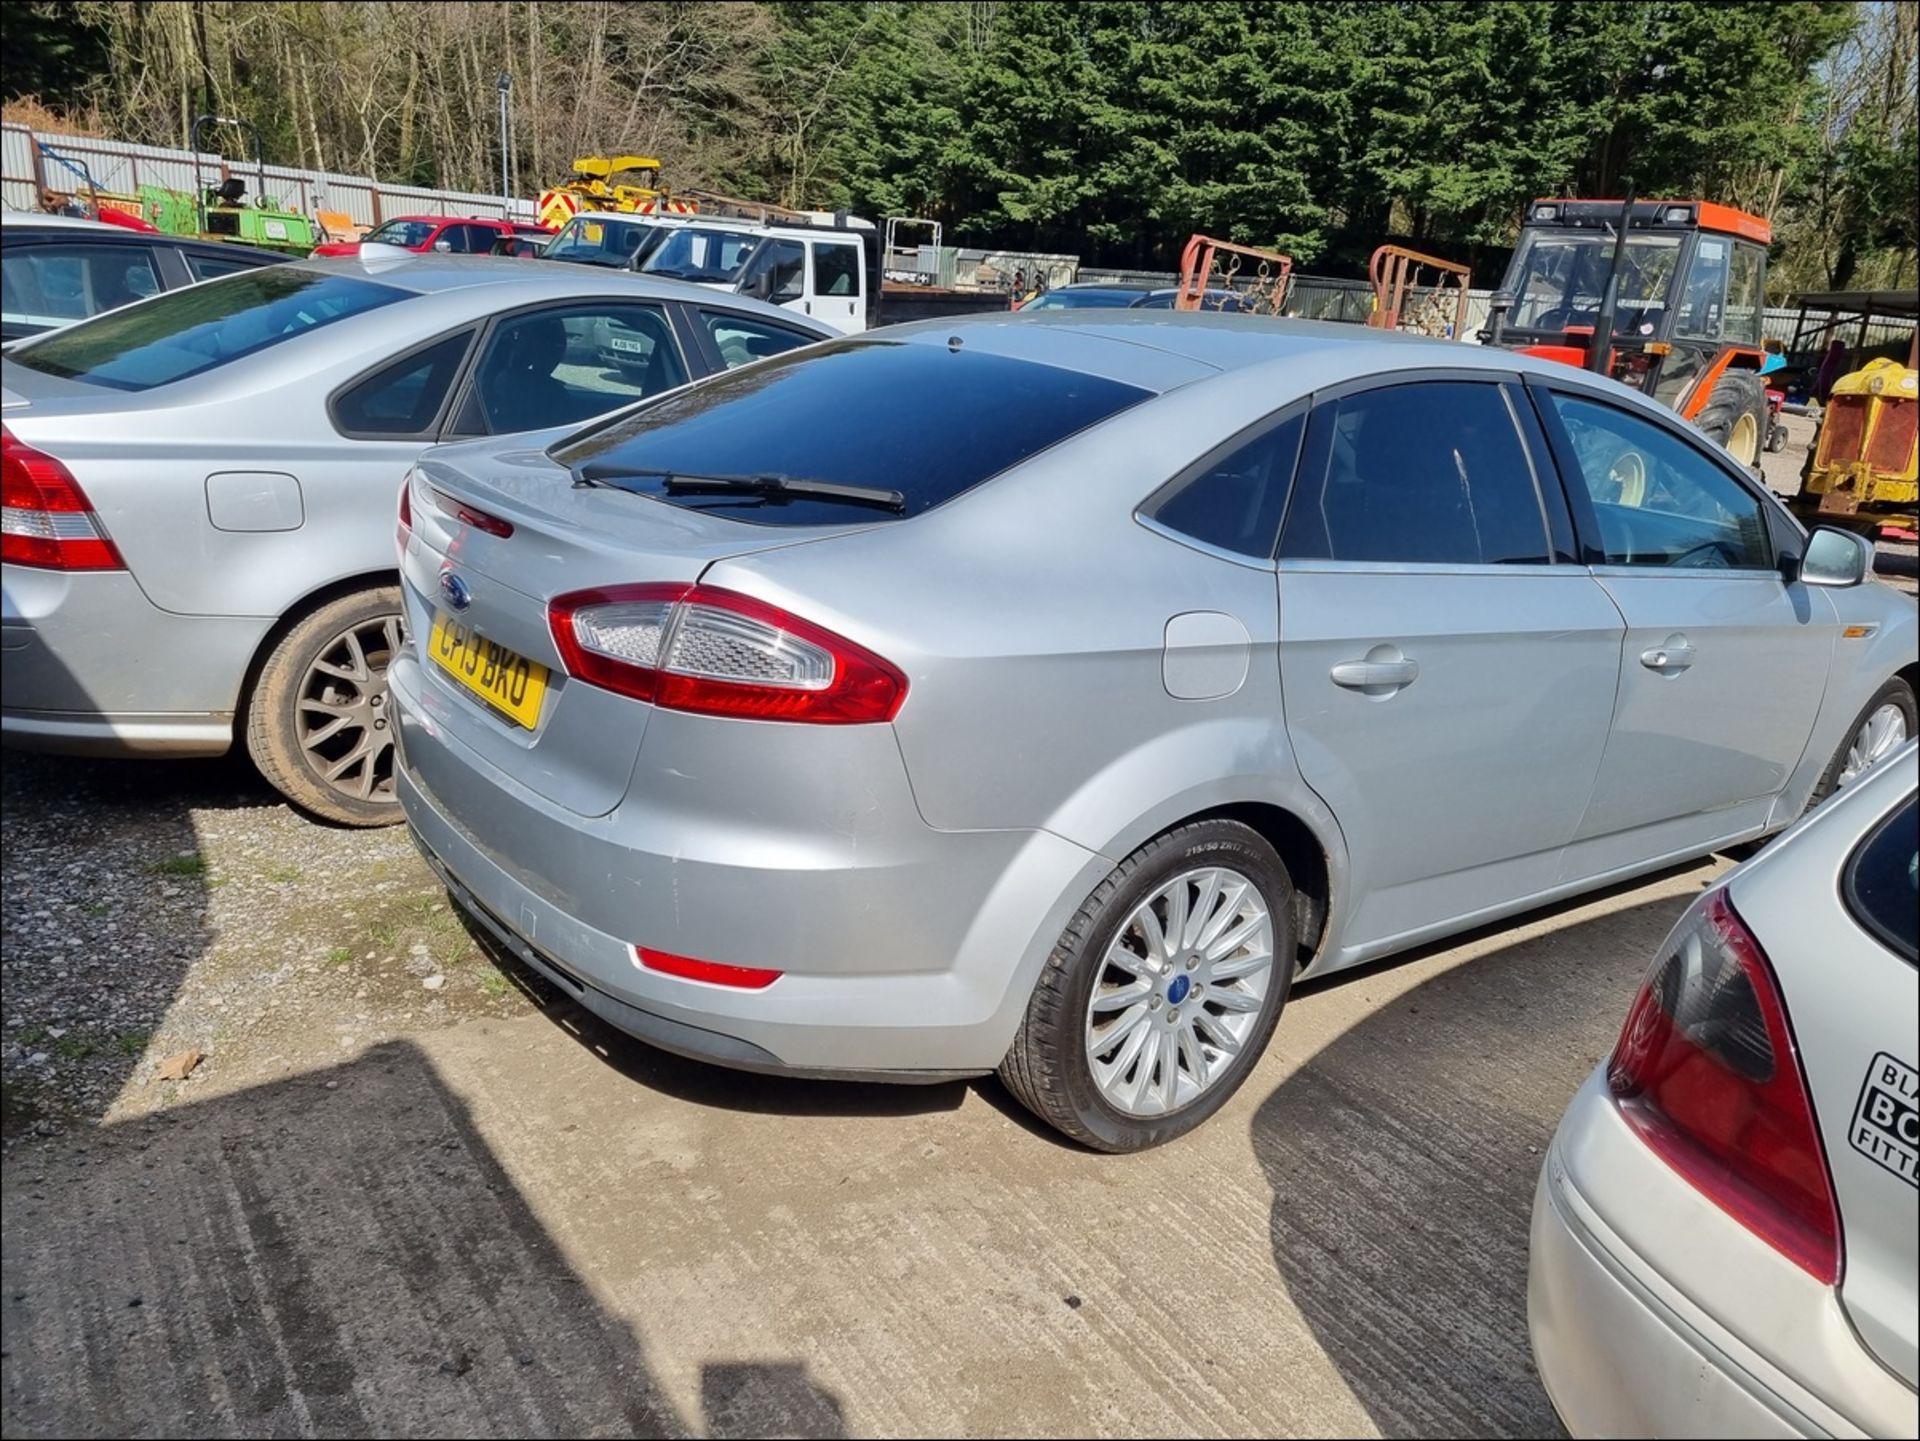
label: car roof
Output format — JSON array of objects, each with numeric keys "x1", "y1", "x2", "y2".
[
  {"x1": 2, "y1": 212, "x2": 126, "y2": 234},
  {"x1": 867, "y1": 309, "x2": 1657, "y2": 401},
  {"x1": 285, "y1": 251, "x2": 757, "y2": 298}
]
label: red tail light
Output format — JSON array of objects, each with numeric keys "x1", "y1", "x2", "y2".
[
  {"x1": 549, "y1": 583, "x2": 907, "y2": 724},
  {"x1": 429, "y1": 488, "x2": 514, "y2": 538},
  {"x1": 1, "y1": 427, "x2": 124, "y2": 571},
  {"x1": 1607, "y1": 889, "x2": 1842, "y2": 1282},
  {"x1": 634, "y1": 946, "x2": 782, "y2": 990},
  {"x1": 397, "y1": 473, "x2": 414, "y2": 556}
]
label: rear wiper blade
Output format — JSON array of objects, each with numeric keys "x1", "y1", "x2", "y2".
[{"x1": 577, "y1": 467, "x2": 905, "y2": 512}]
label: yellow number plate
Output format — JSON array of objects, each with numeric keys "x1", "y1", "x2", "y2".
[{"x1": 429, "y1": 612, "x2": 549, "y2": 730}]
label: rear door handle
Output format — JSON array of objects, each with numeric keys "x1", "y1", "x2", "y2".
[
  {"x1": 1639, "y1": 643, "x2": 1697, "y2": 672},
  {"x1": 1330, "y1": 659, "x2": 1420, "y2": 690}
]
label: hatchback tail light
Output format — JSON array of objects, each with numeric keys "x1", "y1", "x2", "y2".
[
  {"x1": 1, "y1": 427, "x2": 124, "y2": 571},
  {"x1": 1607, "y1": 888, "x2": 1842, "y2": 1282},
  {"x1": 549, "y1": 583, "x2": 906, "y2": 723}
]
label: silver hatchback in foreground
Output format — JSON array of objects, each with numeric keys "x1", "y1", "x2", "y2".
[
  {"x1": 391, "y1": 313, "x2": 1917, "y2": 1149},
  {"x1": 1530, "y1": 741, "x2": 1917, "y2": 1437}
]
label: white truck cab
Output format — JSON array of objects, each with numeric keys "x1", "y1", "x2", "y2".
[{"x1": 545, "y1": 210, "x2": 876, "y2": 334}]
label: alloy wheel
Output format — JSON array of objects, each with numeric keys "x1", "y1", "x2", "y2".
[
  {"x1": 1083, "y1": 866, "x2": 1274, "y2": 1117},
  {"x1": 1838, "y1": 702, "x2": 1909, "y2": 787},
  {"x1": 297, "y1": 611, "x2": 405, "y2": 805}
]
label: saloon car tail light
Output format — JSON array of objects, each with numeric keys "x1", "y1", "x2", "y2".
[
  {"x1": 397, "y1": 473, "x2": 414, "y2": 556},
  {"x1": 549, "y1": 583, "x2": 907, "y2": 723},
  {"x1": 1, "y1": 428, "x2": 124, "y2": 571},
  {"x1": 1607, "y1": 888, "x2": 1842, "y2": 1283},
  {"x1": 429, "y1": 487, "x2": 514, "y2": 538},
  {"x1": 634, "y1": 945, "x2": 782, "y2": 990}
]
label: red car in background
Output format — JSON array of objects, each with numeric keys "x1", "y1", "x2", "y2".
[{"x1": 311, "y1": 215, "x2": 551, "y2": 259}]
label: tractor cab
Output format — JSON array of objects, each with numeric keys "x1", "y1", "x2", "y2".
[{"x1": 1487, "y1": 199, "x2": 1772, "y2": 465}]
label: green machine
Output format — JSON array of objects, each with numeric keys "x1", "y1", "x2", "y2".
[{"x1": 170, "y1": 114, "x2": 315, "y2": 255}]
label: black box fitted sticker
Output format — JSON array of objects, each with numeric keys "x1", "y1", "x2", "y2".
[{"x1": 1851, "y1": 1051, "x2": 1918, "y2": 1187}]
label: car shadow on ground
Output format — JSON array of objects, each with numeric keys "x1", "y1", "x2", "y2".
[
  {"x1": 1250, "y1": 877, "x2": 1710, "y2": 1438},
  {"x1": 0, "y1": 1038, "x2": 847, "y2": 1439}
]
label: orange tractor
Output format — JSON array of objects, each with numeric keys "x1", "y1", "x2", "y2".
[{"x1": 1484, "y1": 196, "x2": 1773, "y2": 466}]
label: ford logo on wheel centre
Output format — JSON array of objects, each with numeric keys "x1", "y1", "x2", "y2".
[{"x1": 439, "y1": 570, "x2": 472, "y2": 612}]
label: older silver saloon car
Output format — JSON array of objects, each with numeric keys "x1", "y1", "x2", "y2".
[
  {"x1": 391, "y1": 313, "x2": 1917, "y2": 1149},
  {"x1": 1, "y1": 253, "x2": 831, "y2": 822}
]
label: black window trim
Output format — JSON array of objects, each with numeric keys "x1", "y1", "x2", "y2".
[
  {"x1": 326, "y1": 323, "x2": 482, "y2": 442},
  {"x1": 1842, "y1": 789, "x2": 1919, "y2": 965},
  {"x1": 437, "y1": 294, "x2": 691, "y2": 441},
  {"x1": 1275, "y1": 366, "x2": 1566, "y2": 572},
  {"x1": 680, "y1": 302, "x2": 828, "y2": 374},
  {"x1": 1524, "y1": 372, "x2": 1798, "y2": 574},
  {"x1": 1133, "y1": 397, "x2": 1309, "y2": 570}
]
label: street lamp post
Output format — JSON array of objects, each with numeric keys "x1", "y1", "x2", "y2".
[{"x1": 496, "y1": 71, "x2": 513, "y2": 216}]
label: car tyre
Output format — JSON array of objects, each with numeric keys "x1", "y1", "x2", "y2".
[
  {"x1": 1807, "y1": 676, "x2": 1916, "y2": 809},
  {"x1": 999, "y1": 819, "x2": 1295, "y2": 1152},
  {"x1": 247, "y1": 586, "x2": 407, "y2": 827},
  {"x1": 1694, "y1": 369, "x2": 1768, "y2": 468}
]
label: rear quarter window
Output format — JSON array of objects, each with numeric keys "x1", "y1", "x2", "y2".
[
  {"x1": 551, "y1": 339, "x2": 1151, "y2": 526},
  {"x1": 1845, "y1": 794, "x2": 1918, "y2": 965},
  {"x1": 8, "y1": 268, "x2": 406, "y2": 392}
]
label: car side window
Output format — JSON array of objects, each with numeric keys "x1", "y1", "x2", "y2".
[
  {"x1": 700, "y1": 310, "x2": 818, "y2": 369},
  {"x1": 464, "y1": 303, "x2": 687, "y2": 436},
  {"x1": 185, "y1": 251, "x2": 264, "y2": 283},
  {"x1": 749, "y1": 239, "x2": 806, "y2": 303},
  {"x1": 1145, "y1": 411, "x2": 1304, "y2": 560},
  {"x1": 1, "y1": 244, "x2": 162, "y2": 329},
  {"x1": 452, "y1": 224, "x2": 500, "y2": 254},
  {"x1": 332, "y1": 331, "x2": 474, "y2": 438},
  {"x1": 1279, "y1": 381, "x2": 1552, "y2": 565},
  {"x1": 1546, "y1": 392, "x2": 1773, "y2": 569},
  {"x1": 812, "y1": 242, "x2": 860, "y2": 297}
]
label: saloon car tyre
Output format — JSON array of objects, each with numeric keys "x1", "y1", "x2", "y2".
[
  {"x1": 1809, "y1": 676, "x2": 1917, "y2": 809},
  {"x1": 247, "y1": 587, "x2": 408, "y2": 827},
  {"x1": 999, "y1": 820, "x2": 1295, "y2": 1152}
]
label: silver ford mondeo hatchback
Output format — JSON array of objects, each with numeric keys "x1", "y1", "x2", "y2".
[{"x1": 391, "y1": 313, "x2": 1917, "y2": 1150}]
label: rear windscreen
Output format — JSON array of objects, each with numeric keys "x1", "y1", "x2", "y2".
[
  {"x1": 1845, "y1": 794, "x2": 1918, "y2": 965},
  {"x1": 551, "y1": 339, "x2": 1151, "y2": 525},
  {"x1": 9, "y1": 268, "x2": 407, "y2": 392}
]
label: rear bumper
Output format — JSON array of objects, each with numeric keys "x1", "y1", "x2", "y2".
[
  {"x1": 389, "y1": 652, "x2": 1104, "y2": 1077},
  {"x1": 1528, "y1": 1070, "x2": 1910, "y2": 1438},
  {"x1": 1, "y1": 564, "x2": 256, "y2": 756}
]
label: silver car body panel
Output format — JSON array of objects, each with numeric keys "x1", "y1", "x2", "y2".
[
  {"x1": 387, "y1": 312, "x2": 1917, "y2": 1077},
  {"x1": 0, "y1": 255, "x2": 834, "y2": 749},
  {"x1": 1529, "y1": 745, "x2": 1918, "y2": 1436}
]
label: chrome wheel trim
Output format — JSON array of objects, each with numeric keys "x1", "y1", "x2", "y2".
[
  {"x1": 1083, "y1": 865, "x2": 1274, "y2": 1118},
  {"x1": 1838, "y1": 702, "x2": 1909, "y2": 787},
  {"x1": 297, "y1": 612, "x2": 405, "y2": 804}
]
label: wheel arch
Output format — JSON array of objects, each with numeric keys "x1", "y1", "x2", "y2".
[{"x1": 234, "y1": 567, "x2": 402, "y2": 724}]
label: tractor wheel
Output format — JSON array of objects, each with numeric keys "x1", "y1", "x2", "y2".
[{"x1": 1694, "y1": 370, "x2": 1769, "y2": 469}]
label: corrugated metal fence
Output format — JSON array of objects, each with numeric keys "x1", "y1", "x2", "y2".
[{"x1": 1, "y1": 122, "x2": 538, "y2": 228}]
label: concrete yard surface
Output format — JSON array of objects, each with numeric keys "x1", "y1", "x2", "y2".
[{"x1": 1, "y1": 819, "x2": 1723, "y2": 1438}]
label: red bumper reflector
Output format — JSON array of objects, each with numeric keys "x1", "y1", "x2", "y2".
[{"x1": 634, "y1": 946, "x2": 782, "y2": 990}]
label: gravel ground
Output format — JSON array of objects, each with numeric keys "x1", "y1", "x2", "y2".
[{"x1": 0, "y1": 752, "x2": 538, "y2": 1143}]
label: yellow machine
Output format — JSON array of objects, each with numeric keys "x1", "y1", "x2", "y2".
[
  {"x1": 1794, "y1": 357, "x2": 1919, "y2": 534},
  {"x1": 536, "y1": 155, "x2": 694, "y2": 231}
]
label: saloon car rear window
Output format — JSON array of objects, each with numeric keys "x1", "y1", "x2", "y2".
[
  {"x1": 9, "y1": 268, "x2": 407, "y2": 392},
  {"x1": 552, "y1": 339, "x2": 1151, "y2": 525}
]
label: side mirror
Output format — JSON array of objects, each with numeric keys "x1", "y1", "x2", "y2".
[
  {"x1": 739, "y1": 270, "x2": 773, "y2": 301},
  {"x1": 1800, "y1": 525, "x2": 1872, "y2": 588},
  {"x1": 432, "y1": 239, "x2": 454, "y2": 253}
]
